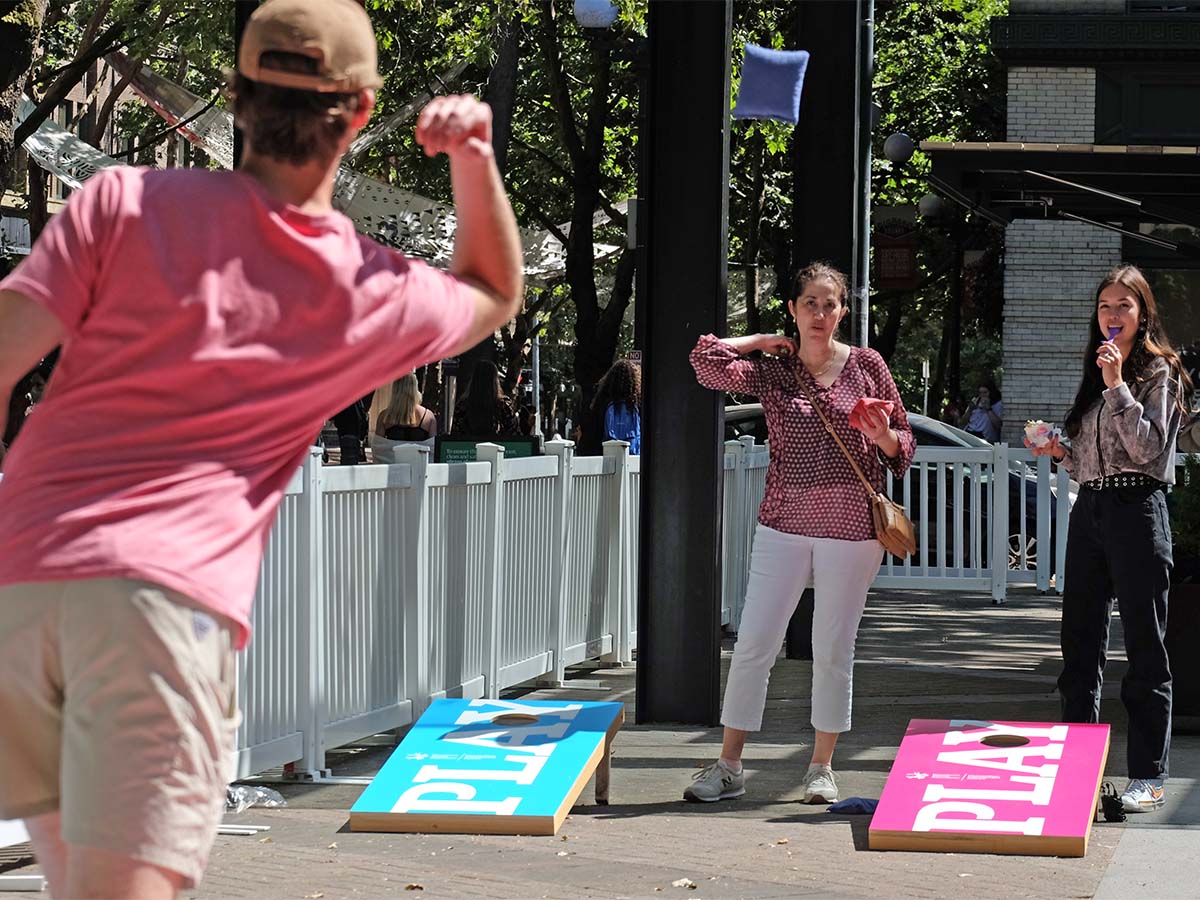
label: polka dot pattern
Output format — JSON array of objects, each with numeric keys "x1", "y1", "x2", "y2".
[{"x1": 690, "y1": 334, "x2": 916, "y2": 541}]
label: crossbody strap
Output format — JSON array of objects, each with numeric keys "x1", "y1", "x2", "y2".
[{"x1": 794, "y1": 366, "x2": 878, "y2": 500}]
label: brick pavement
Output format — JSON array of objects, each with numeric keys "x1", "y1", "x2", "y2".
[{"x1": 4, "y1": 589, "x2": 1197, "y2": 898}]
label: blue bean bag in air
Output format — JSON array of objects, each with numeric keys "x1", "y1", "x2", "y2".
[{"x1": 733, "y1": 44, "x2": 810, "y2": 125}]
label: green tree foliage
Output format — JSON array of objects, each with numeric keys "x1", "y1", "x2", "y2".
[{"x1": 872, "y1": 0, "x2": 1009, "y2": 415}]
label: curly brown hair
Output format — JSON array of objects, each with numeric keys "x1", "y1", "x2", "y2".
[
  {"x1": 227, "y1": 52, "x2": 363, "y2": 165},
  {"x1": 790, "y1": 261, "x2": 849, "y2": 306},
  {"x1": 591, "y1": 359, "x2": 642, "y2": 414}
]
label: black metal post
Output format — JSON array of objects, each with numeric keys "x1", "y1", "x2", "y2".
[
  {"x1": 233, "y1": 1, "x2": 258, "y2": 167},
  {"x1": 852, "y1": 0, "x2": 875, "y2": 348},
  {"x1": 636, "y1": 0, "x2": 732, "y2": 725},
  {"x1": 785, "y1": 0, "x2": 860, "y2": 661}
]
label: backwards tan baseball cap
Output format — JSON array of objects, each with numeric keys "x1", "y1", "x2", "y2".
[{"x1": 238, "y1": 0, "x2": 383, "y2": 92}]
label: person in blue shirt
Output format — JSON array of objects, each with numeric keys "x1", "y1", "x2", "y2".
[{"x1": 584, "y1": 358, "x2": 641, "y2": 455}]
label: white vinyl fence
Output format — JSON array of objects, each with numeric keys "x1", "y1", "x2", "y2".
[
  {"x1": 234, "y1": 441, "x2": 639, "y2": 780},
  {"x1": 238, "y1": 434, "x2": 1072, "y2": 780},
  {"x1": 719, "y1": 436, "x2": 1082, "y2": 629},
  {"x1": 6, "y1": 435, "x2": 1173, "y2": 781}
]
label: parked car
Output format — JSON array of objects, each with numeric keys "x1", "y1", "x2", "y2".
[{"x1": 723, "y1": 403, "x2": 1076, "y2": 568}]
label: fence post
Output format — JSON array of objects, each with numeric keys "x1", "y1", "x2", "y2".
[
  {"x1": 297, "y1": 446, "x2": 327, "y2": 778},
  {"x1": 397, "y1": 444, "x2": 432, "y2": 717},
  {"x1": 602, "y1": 440, "x2": 631, "y2": 665},
  {"x1": 477, "y1": 443, "x2": 506, "y2": 697},
  {"x1": 544, "y1": 440, "x2": 575, "y2": 684},
  {"x1": 1036, "y1": 453, "x2": 1053, "y2": 593},
  {"x1": 737, "y1": 435, "x2": 757, "y2": 628},
  {"x1": 723, "y1": 440, "x2": 745, "y2": 629},
  {"x1": 991, "y1": 442, "x2": 1010, "y2": 605}
]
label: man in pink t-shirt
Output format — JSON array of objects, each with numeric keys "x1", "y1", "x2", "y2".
[{"x1": 0, "y1": 1, "x2": 523, "y2": 896}]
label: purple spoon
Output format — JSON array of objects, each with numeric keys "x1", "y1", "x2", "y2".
[{"x1": 1107, "y1": 326, "x2": 1121, "y2": 341}]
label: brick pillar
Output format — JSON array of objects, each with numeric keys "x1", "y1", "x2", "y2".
[{"x1": 1000, "y1": 220, "x2": 1122, "y2": 444}]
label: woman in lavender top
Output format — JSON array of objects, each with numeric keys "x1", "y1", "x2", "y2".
[
  {"x1": 1028, "y1": 265, "x2": 1192, "y2": 814},
  {"x1": 684, "y1": 262, "x2": 914, "y2": 805}
]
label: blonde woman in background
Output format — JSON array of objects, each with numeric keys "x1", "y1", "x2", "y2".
[{"x1": 376, "y1": 374, "x2": 437, "y2": 442}]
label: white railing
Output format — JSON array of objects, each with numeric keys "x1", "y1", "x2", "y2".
[
  {"x1": 234, "y1": 440, "x2": 639, "y2": 780},
  {"x1": 718, "y1": 442, "x2": 1089, "y2": 628},
  {"x1": 12, "y1": 437, "x2": 1184, "y2": 783}
]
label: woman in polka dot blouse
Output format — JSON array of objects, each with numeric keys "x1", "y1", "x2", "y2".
[{"x1": 683, "y1": 262, "x2": 915, "y2": 806}]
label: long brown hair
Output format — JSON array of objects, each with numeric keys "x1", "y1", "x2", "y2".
[{"x1": 1064, "y1": 265, "x2": 1193, "y2": 438}]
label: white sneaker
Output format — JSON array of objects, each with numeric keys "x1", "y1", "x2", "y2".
[
  {"x1": 683, "y1": 760, "x2": 746, "y2": 802},
  {"x1": 1120, "y1": 778, "x2": 1164, "y2": 813},
  {"x1": 803, "y1": 764, "x2": 839, "y2": 804}
]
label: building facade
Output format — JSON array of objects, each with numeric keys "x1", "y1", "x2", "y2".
[{"x1": 927, "y1": 0, "x2": 1200, "y2": 442}]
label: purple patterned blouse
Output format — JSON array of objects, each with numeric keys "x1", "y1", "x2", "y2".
[{"x1": 690, "y1": 335, "x2": 916, "y2": 541}]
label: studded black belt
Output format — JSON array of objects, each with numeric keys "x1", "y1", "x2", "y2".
[{"x1": 1081, "y1": 473, "x2": 1165, "y2": 491}]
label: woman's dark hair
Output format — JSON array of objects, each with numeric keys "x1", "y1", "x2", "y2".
[
  {"x1": 790, "y1": 261, "x2": 849, "y2": 307},
  {"x1": 1064, "y1": 265, "x2": 1193, "y2": 439},
  {"x1": 461, "y1": 360, "x2": 506, "y2": 434},
  {"x1": 591, "y1": 359, "x2": 642, "y2": 415},
  {"x1": 977, "y1": 379, "x2": 1001, "y2": 403},
  {"x1": 227, "y1": 52, "x2": 362, "y2": 165}
]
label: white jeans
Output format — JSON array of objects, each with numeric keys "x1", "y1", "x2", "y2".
[{"x1": 721, "y1": 524, "x2": 884, "y2": 735}]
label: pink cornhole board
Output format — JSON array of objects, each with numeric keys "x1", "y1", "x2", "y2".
[{"x1": 870, "y1": 719, "x2": 1110, "y2": 857}]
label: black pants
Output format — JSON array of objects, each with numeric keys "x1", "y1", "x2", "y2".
[{"x1": 1059, "y1": 485, "x2": 1173, "y2": 779}]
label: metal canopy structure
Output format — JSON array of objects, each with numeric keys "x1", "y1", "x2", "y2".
[{"x1": 921, "y1": 139, "x2": 1200, "y2": 255}]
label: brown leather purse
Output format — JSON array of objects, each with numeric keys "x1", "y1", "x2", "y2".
[{"x1": 796, "y1": 375, "x2": 917, "y2": 558}]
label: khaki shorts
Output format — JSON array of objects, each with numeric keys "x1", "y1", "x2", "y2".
[{"x1": 0, "y1": 578, "x2": 240, "y2": 888}]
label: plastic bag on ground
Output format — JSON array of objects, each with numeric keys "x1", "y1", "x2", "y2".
[{"x1": 225, "y1": 784, "x2": 287, "y2": 815}]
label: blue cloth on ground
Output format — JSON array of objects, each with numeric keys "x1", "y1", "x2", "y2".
[
  {"x1": 827, "y1": 797, "x2": 878, "y2": 815},
  {"x1": 733, "y1": 44, "x2": 810, "y2": 125}
]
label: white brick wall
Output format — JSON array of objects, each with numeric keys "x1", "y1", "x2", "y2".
[
  {"x1": 1007, "y1": 67, "x2": 1096, "y2": 143},
  {"x1": 1001, "y1": 219, "x2": 1122, "y2": 444},
  {"x1": 1009, "y1": 0, "x2": 1124, "y2": 12}
]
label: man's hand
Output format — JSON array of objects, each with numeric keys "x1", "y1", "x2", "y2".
[{"x1": 415, "y1": 95, "x2": 494, "y2": 161}]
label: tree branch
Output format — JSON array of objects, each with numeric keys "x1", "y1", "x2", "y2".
[
  {"x1": 106, "y1": 89, "x2": 219, "y2": 161},
  {"x1": 535, "y1": 0, "x2": 585, "y2": 172},
  {"x1": 14, "y1": 25, "x2": 131, "y2": 145},
  {"x1": 509, "y1": 185, "x2": 570, "y2": 246},
  {"x1": 511, "y1": 135, "x2": 574, "y2": 185}
]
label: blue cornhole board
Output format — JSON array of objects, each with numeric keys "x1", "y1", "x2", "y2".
[{"x1": 350, "y1": 698, "x2": 625, "y2": 835}]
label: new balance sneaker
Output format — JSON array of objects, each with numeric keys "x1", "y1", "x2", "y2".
[
  {"x1": 683, "y1": 760, "x2": 745, "y2": 802},
  {"x1": 1120, "y1": 778, "x2": 1165, "y2": 813},
  {"x1": 803, "y1": 764, "x2": 839, "y2": 804}
]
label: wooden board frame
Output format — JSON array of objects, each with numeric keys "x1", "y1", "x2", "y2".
[
  {"x1": 869, "y1": 719, "x2": 1110, "y2": 858},
  {"x1": 350, "y1": 699, "x2": 624, "y2": 836}
]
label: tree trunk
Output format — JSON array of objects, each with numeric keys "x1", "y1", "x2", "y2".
[
  {"x1": 459, "y1": 14, "x2": 524, "y2": 398},
  {"x1": 872, "y1": 289, "x2": 906, "y2": 362},
  {"x1": 0, "y1": 0, "x2": 49, "y2": 193},
  {"x1": 27, "y1": 158, "x2": 48, "y2": 243},
  {"x1": 484, "y1": 17, "x2": 520, "y2": 177}
]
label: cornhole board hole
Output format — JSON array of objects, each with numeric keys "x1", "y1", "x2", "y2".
[
  {"x1": 869, "y1": 719, "x2": 1110, "y2": 857},
  {"x1": 350, "y1": 698, "x2": 624, "y2": 836}
]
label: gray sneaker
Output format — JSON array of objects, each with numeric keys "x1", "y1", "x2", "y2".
[
  {"x1": 683, "y1": 760, "x2": 746, "y2": 802},
  {"x1": 803, "y1": 764, "x2": 838, "y2": 804}
]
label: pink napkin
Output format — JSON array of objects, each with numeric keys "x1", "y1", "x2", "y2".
[{"x1": 849, "y1": 397, "x2": 894, "y2": 431}]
